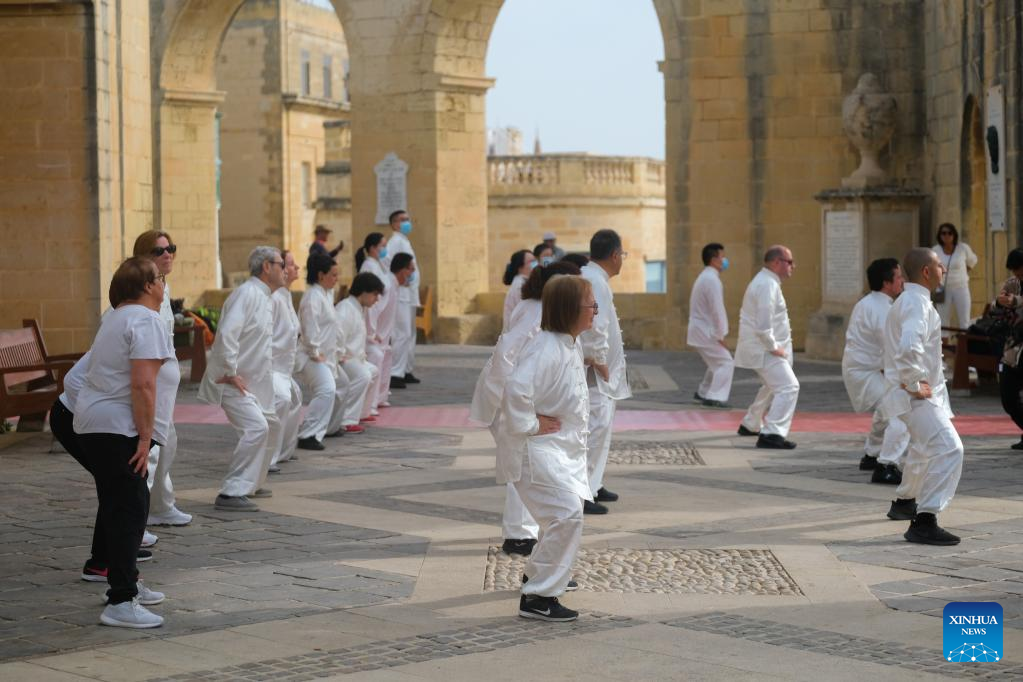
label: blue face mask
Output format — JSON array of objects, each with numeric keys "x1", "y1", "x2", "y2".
[
  {"x1": 378, "y1": 247, "x2": 388, "y2": 259},
  {"x1": 529, "y1": 260, "x2": 539, "y2": 270},
  {"x1": 399, "y1": 221, "x2": 412, "y2": 235},
  {"x1": 541, "y1": 256, "x2": 555, "y2": 267},
  {"x1": 721, "y1": 257, "x2": 729, "y2": 271}
]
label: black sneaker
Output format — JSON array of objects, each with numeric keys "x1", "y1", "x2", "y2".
[
  {"x1": 518, "y1": 594, "x2": 578, "y2": 622},
  {"x1": 136, "y1": 549, "x2": 153, "y2": 563},
  {"x1": 737, "y1": 424, "x2": 759, "y2": 437},
  {"x1": 297, "y1": 436, "x2": 325, "y2": 451},
  {"x1": 1012, "y1": 439, "x2": 1023, "y2": 451},
  {"x1": 502, "y1": 538, "x2": 537, "y2": 556},
  {"x1": 404, "y1": 373, "x2": 421, "y2": 384},
  {"x1": 694, "y1": 391, "x2": 705, "y2": 402},
  {"x1": 324, "y1": 429, "x2": 345, "y2": 438},
  {"x1": 583, "y1": 500, "x2": 608, "y2": 515},
  {"x1": 887, "y1": 498, "x2": 917, "y2": 520},
  {"x1": 905, "y1": 513, "x2": 960, "y2": 546},
  {"x1": 702, "y1": 399, "x2": 730, "y2": 408},
  {"x1": 595, "y1": 487, "x2": 619, "y2": 502},
  {"x1": 871, "y1": 463, "x2": 902, "y2": 485},
  {"x1": 389, "y1": 376, "x2": 407, "y2": 389},
  {"x1": 859, "y1": 454, "x2": 879, "y2": 471},
  {"x1": 522, "y1": 574, "x2": 578, "y2": 591},
  {"x1": 756, "y1": 434, "x2": 796, "y2": 449}
]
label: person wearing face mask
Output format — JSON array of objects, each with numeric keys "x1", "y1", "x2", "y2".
[
  {"x1": 533, "y1": 243, "x2": 555, "y2": 268},
  {"x1": 382, "y1": 209, "x2": 421, "y2": 388},
  {"x1": 502, "y1": 249, "x2": 537, "y2": 333},
  {"x1": 687, "y1": 243, "x2": 734, "y2": 408},
  {"x1": 357, "y1": 233, "x2": 392, "y2": 417}
]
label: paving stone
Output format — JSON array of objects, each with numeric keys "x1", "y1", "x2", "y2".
[{"x1": 608, "y1": 439, "x2": 705, "y2": 465}]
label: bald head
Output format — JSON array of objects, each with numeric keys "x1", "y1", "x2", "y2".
[{"x1": 903, "y1": 247, "x2": 944, "y2": 291}]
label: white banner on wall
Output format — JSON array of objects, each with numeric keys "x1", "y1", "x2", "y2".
[{"x1": 986, "y1": 85, "x2": 1006, "y2": 232}]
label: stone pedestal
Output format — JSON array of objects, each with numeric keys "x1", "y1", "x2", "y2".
[{"x1": 805, "y1": 187, "x2": 926, "y2": 360}]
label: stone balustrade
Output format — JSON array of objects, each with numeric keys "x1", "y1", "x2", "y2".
[{"x1": 488, "y1": 154, "x2": 665, "y2": 198}]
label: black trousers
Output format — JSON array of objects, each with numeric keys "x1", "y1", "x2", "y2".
[
  {"x1": 50, "y1": 400, "x2": 108, "y2": 566},
  {"x1": 999, "y1": 364, "x2": 1023, "y2": 435}
]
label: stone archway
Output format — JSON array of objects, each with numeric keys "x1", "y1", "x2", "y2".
[{"x1": 960, "y1": 95, "x2": 994, "y2": 317}]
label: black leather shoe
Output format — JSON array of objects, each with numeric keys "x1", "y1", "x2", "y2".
[
  {"x1": 389, "y1": 376, "x2": 407, "y2": 389},
  {"x1": 297, "y1": 436, "x2": 325, "y2": 451},
  {"x1": 325, "y1": 429, "x2": 345, "y2": 438},
  {"x1": 595, "y1": 487, "x2": 619, "y2": 502},
  {"x1": 756, "y1": 433, "x2": 796, "y2": 449},
  {"x1": 694, "y1": 391, "x2": 705, "y2": 401},
  {"x1": 871, "y1": 463, "x2": 902, "y2": 485},
  {"x1": 583, "y1": 500, "x2": 609, "y2": 515},
  {"x1": 404, "y1": 373, "x2": 421, "y2": 384},
  {"x1": 905, "y1": 512, "x2": 960, "y2": 545},
  {"x1": 1012, "y1": 439, "x2": 1023, "y2": 450},
  {"x1": 702, "y1": 399, "x2": 730, "y2": 408},
  {"x1": 859, "y1": 454, "x2": 879, "y2": 470},
  {"x1": 502, "y1": 538, "x2": 537, "y2": 556},
  {"x1": 737, "y1": 424, "x2": 759, "y2": 437},
  {"x1": 887, "y1": 498, "x2": 917, "y2": 520}
]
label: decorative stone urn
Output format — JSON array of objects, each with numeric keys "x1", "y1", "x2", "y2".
[{"x1": 841, "y1": 73, "x2": 898, "y2": 188}]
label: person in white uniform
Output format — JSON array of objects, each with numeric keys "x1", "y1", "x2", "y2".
[
  {"x1": 579, "y1": 229, "x2": 632, "y2": 514},
  {"x1": 735, "y1": 245, "x2": 799, "y2": 449},
  {"x1": 357, "y1": 232, "x2": 394, "y2": 417},
  {"x1": 199, "y1": 246, "x2": 285, "y2": 512},
  {"x1": 295, "y1": 253, "x2": 348, "y2": 450},
  {"x1": 880, "y1": 247, "x2": 964, "y2": 545},
  {"x1": 335, "y1": 272, "x2": 384, "y2": 433},
  {"x1": 842, "y1": 258, "x2": 910, "y2": 484},
  {"x1": 687, "y1": 242, "x2": 734, "y2": 408},
  {"x1": 502, "y1": 249, "x2": 537, "y2": 332},
  {"x1": 131, "y1": 230, "x2": 192, "y2": 528},
  {"x1": 502, "y1": 275, "x2": 597, "y2": 622},
  {"x1": 932, "y1": 223, "x2": 978, "y2": 335},
  {"x1": 382, "y1": 209, "x2": 421, "y2": 388},
  {"x1": 268, "y1": 250, "x2": 303, "y2": 470},
  {"x1": 73, "y1": 257, "x2": 179, "y2": 628},
  {"x1": 472, "y1": 261, "x2": 582, "y2": 557}
]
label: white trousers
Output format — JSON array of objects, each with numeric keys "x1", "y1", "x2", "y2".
[
  {"x1": 391, "y1": 305, "x2": 416, "y2": 378},
  {"x1": 366, "y1": 342, "x2": 392, "y2": 408},
  {"x1": 865, "y1": 409, "x2": 909, "y2": 468},
  {"x1": 693, "y1": 343, "x2": 735, "y2": 402},
  {"x1": 146, "y1": 423, "x2": 178, "y2": 515},
  {"x1": 503, "y1": 483, "x2": 540, "y2": 540},
  {"x1": 741, "y1": 354, "x2": 799, "y2": 437},
  {"x1": 340, "y1": 359, "x2": 375, "y2": 425},
  {"x1": 894, "y1": 401, "x2": 964, "y2": 514},
  {"x1": 270, "y1": 372, "x2": 302, "y2": 466},
  {"x1": 586, "y1": 388, "x2": 617, "y2": 496},
  {"x1": 296, "y1": 360, "x2": 346, "y2": 440},
  {"x1": 513, "y1": 458, "x2": 583, "y2": 598},
  {"x1": 936, "y1": 286, "x2": 972, "y2": 334},
  {"x1": 220, "y1": 391, "x2": 278, "y2": 497}
]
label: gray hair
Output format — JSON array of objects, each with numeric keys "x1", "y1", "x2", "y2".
[
  {"x1": 248, "y1": 246, "x2": 281, "y2": 277},
  {"x1": 764, "y1": 245, "x2": 789, "y2": 263}
]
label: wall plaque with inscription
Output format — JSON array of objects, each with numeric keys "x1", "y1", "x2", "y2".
[
  {"x1": 824, "y1": 210, "x2": 863, "y2": 300},
  {"x1": 374, "y1": 152, "x2": 408, "y2": 225}
]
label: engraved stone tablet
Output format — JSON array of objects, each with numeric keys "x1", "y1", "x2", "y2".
[
  {"x1": 374, "y1": 152, "x2": 408, "y2": 225},
  {"x1": 824, "y1": 210, "x2": 863, "y2": 300}
]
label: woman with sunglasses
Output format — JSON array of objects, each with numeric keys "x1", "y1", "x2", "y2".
[
  {"x1": 931, "y1": 223, "x2": 978, "y2": 335},
  {"x1": 131, "y1": 231, "x2": 192, "y2": 529}
]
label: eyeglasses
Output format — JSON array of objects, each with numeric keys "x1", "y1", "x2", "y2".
[
  {"x1": 779, "y1": 258, "x2": 794, "y2": 265},
  {"x1": 150, "y1": 245, "x2": 177, "y2": 257},
  {"x1": 939, "y1": 231, "x2": 954, "y2": 236},
  {"x1": 270, "y1": 260, "x2": 285, "y2": 268},
  {"x1": 150, "y1": 274, "x2": 166, "y2": 285},
  {"x1": 583, "y1": 302, "x2": 599, "y2": 313},
  {"x1": 617, "y1": 251, "x2": 629, "y2": 259}
]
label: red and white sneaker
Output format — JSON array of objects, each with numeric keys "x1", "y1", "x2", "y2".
[
  {"x1": 359, "y1": 416, "x2": 377, "y2": 424},
  {"x1": 81, "y1": 565, "x2": 108, "y2": 582},
  {"x1": 344, "y1": 425, "x2": 365, "y2": 434}
]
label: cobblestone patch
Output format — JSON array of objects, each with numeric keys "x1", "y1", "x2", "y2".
[
  {"x1": 609, "y1": 440, "x2": 705, "y2": 465},
  {"x1": 483, "y1": 547, "x2": 802, "y2": 595},
  {"x1": 148, "y1": 611, "x2": 638, "y2": 681},
  {"x1": 665, "y1": 611, "x2": 1023, "y2": 678}
]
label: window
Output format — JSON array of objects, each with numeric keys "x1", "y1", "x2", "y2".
[
  {"x1": 300, "y1": 50, "x2": 311, "y2": 96},
  {"x1": 322, "y1": 55, "x2": 332, "y2": 99},
  {"x1": 342, "y1": 59, "x2": 350, "y2": 103},
  {"x1": 301, "y1": 162, "x2": 312, "y2": 207},
  {"x1": 645, "y1": 260, "x2": 666, "y2": 293}
]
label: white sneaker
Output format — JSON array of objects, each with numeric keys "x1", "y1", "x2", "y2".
[
  {"x1": 141, "y1": 530, "x2": 158, "y2": 547},
  {"x1": 99, "y1": 598, "x2": 164, "y2": 628},
  {"x1": 147, "y1": 506, "x2": 192, "y2": 526},
  {"x1": 101, "y1": 581, "x2": 165, "y2": 606}
]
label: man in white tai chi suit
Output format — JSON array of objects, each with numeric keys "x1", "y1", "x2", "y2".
[
  {"x1": 382, "y1": 209, "x2": 421, "y2": 388},
  {"x1": 687, "y1": 242, "x2": 734, "y2": 408}
]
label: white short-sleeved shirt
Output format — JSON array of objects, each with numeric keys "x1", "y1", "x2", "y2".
[
  {"x1": 58, "y1": 350, "x2": 90, "y2": 412},
  {"x1": 73, "y1": 305, "x2": 180, "y2": 445}
]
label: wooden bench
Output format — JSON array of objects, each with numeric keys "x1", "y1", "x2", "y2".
[
  {"x1": 0, "y1": 320, "x2": 82, "y2": 431},
  {"x1": 174, "y1": 322, "x2": 207, "y2": 383},
  {"x1": 416, "y1": 285, "x2": 433, "y2": 342},
  {"x1": 942, "y1": 325, "x2": 1000, "y2": 390}
]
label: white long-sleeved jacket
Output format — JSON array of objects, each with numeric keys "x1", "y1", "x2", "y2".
[
  {"x1": 499, "y1": 330, "x2": 592, "y2": 501},
  {"x1": 841, "y1": 290, "x2": 892, "y2": 413},
  {"x1": 502, "y1": 273, "x2": 527, "y2": 333},
  {"x1": 382, "y1": 231, "x2": 420, "y2": 306},
  {"x1": 687, "y1": 266, "x2": 728, "y2": 348},
  {"x1": 879, "y1": 282, "x2": 952, "y2": 421},
  {"x1": 579, "y1": 263, "x2": 631, "y2": 400},
  {"x1": 271, "y1": 287, "x2": 300, "y2": 375},
  {"x1": 336, "y1": 295, "x2": 369, "y2": 363},
  {"x1": 470, "y1": 298, "x2": 542, "y2": 426},
  {"x1": 198, "y1": 277, "x2": 275, "y2": 410},
  {"x1": 297, "y1": 284, "x2": 340, "y2": 376},
  {"x1": 734, "y1": 268, "x2": 792, "y2": 369},
  {"x1": 359, "y1": 257, "x2": 394, "y2": 345},
  {"x1": 931, "y1": 243, "x2": 977, "y2": 291}
]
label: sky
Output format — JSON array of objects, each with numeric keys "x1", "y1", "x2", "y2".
[{"x1": 485, "y1": 0, "x2": 666, "y2": 159}]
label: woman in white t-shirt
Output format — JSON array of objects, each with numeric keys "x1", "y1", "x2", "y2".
[
  {"x1": 72, "y1": 257, "x2": 179, "y2": 629},
  {"x1": 932, "y1": 222, "x2": 978, "y2": 334}
]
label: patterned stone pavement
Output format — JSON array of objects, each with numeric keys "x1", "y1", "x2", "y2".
[{"x1": 2, "y1": 346, "x2": 1023, "y2": 680}]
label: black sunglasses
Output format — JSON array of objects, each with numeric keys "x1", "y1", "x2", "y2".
[{"x1": 151, "y1": 245, "x2": 177, "y2": 257}]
